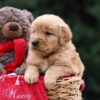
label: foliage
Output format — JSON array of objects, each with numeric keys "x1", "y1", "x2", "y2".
[{"x1": 0, "y1": 0, "x2": 100, "y2": 99}]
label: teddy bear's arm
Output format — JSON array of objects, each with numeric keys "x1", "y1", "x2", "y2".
[
  {"x1": 14, "y1": 62, "x2": 26, "y2": 75},
  {"x1": 0, "y1": 63, "x2": 6, "y2": 74}
]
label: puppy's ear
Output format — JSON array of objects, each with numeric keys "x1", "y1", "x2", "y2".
[{"x1": 59, "y1": 24, "x2": 72, "y2": 45}]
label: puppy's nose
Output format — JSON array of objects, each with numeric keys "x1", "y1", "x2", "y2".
[{"x1": 32, "y1": 40, "x2": 39, "y2": 47}]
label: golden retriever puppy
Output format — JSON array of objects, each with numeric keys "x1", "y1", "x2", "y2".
[{"x1": 24, "y1": 14, "x2": 84, "y2": 89}]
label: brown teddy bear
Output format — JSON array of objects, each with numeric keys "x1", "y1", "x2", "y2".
[{"x1": 0, "y1": 7, "x2": 33, "y2": 74}]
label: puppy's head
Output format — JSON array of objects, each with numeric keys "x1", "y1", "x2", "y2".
[{"x1": 29, "y1": 14, "x2": 72, "y2": 56}]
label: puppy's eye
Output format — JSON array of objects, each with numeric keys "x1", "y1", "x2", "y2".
[{"x1": 45, "y1": 32, "x2": 51, "y2": 36}]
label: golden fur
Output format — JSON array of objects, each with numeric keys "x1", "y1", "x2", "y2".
[{"x1": 24, "y1": 14, "x2": 84, "y2": 89}]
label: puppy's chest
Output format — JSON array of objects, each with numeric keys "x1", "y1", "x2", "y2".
[{"x1": 37, "y1": 56, "x2": 56, "y2": 73}]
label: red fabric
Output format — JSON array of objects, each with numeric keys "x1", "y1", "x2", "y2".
[
  {"x1": 0, "y1": 38, "x2": 26, "y2": 73},
  {"x1": 5, "y1": 39, "x2": 26, "y2": 73},
  {"x1": 0, "y1": 41, "x2": 14, "y2": 56},
  {"x1": 0, "y1": 74, "x2": 48, "y2": 100}
]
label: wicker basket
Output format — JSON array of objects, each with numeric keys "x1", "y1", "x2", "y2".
[{"x1": 47, "y1": 76, "x2": 82, "y2": 100}]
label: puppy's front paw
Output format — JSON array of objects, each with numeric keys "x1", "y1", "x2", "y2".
[
  {"x1": 44, "y1": 76, "x2": 57, "y2": 89},
  {"x1": 24, "y1": 72, "x2": 39, "y2": 84}
]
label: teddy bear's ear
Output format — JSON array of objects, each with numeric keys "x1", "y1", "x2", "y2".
[
  {"x1": 59, "y1": 23, "x2": 72, "y2": 45},
  {"x1": 22, "y1": 10, "x2": 34, "y2": 23}
]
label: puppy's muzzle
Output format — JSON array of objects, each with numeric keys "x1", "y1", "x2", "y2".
[{"x1": 32, "y1": 40, "x2": 39, "y2": 47}]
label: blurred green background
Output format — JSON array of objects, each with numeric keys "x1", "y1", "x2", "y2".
[{"x1": 0, "y1": 0, "x2": 100, "y2": 100}]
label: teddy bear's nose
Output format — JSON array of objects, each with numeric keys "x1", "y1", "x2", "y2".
[{"x1": 9, "y1": 23, "x2": 19, "y2": 31}]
